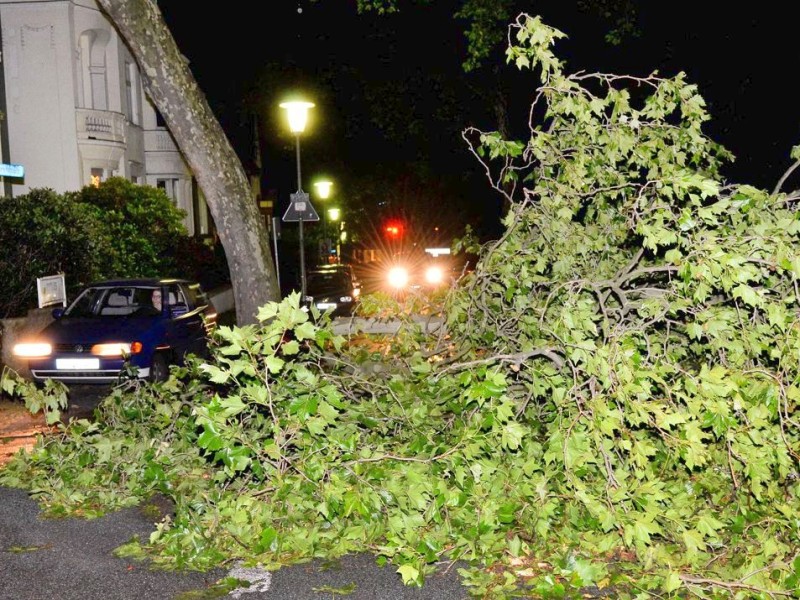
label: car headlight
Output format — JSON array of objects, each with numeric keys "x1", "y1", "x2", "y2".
[
  {"x1": 338, "y1": 295, "x2": 353, "y2": 303},
  {"x1": 91, "y1": 341, "x2": 142, "y2": 356},
  {"x1": 387, "y1": 266, "x2": 410, "y2": 289},
  {"x1": 425, "y1": 266, "x2": 445, "y2": 285},
  {"x1": 13, "y1": 342, "x2": 52, "y2": 358}
]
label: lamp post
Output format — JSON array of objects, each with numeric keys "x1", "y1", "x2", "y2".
[
  {"x1": 279, "y1": 100, "x2": 315, "y2": 302},
  {"x1": 313, "y1": 179, "x2": 333, "y2": 263},
  {"x1": 327, "y1": 207, "x2": 342, "y2": 263}
]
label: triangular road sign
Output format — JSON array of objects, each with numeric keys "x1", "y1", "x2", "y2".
[{"x1": 282, "y1": 191, "x2": 320, "y2": 222}]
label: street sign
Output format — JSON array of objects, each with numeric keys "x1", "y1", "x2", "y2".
[
  {"x1": 0, "y1": 163, "x2": 24, "y2": 178},
  {"x1": 282, "y1": 191, "x2": 320, "y2": 222}
]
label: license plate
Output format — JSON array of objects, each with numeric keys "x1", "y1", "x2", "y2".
[
  {"x1": 316, "y1": 302, "x2": 337, "y2": 310},
  {"x1": 56, "y1": 358, "x2": 100, "y2": 370}
]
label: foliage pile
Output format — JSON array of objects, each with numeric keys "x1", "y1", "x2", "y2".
[{"x1": 3, "y1": 14, "x2": 800, "y2": 599}]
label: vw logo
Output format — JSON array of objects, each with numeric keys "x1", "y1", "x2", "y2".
[{"x1": 74, "y1": 344, "x2": 84, "y2": 353}]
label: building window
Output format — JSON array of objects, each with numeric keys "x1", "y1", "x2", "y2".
[
  {"x1": 124, "y1": 61, "x2": 141, "y2": 125},
  {"x1": 90, "y1": 168, "x2": 104, "y2": 188},
  {"x1": 193, "y1": 180, "x2": 210, "y2": 237},
  {"x1": 156, "y1": 178, "x2": 178, "y2": 203}
]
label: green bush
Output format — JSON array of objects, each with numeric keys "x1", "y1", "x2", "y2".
[
  {"x1": 0, "y1": 188, "x2": 108, "y2": 318},
  {"x1": 69, "y1": 177, "x2": 189, "y2": 278}
]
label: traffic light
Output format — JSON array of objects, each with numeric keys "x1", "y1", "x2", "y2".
[{"x1": 384, "y1": 219, "x2": 404, "y2": 239}]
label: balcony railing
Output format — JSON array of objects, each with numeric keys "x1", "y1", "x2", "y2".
[
  {"x1": 75, "y1": 108, "x2": 126, "y2": 144},
  {"x1": 144, "y1": 129, "x2": 179, "y2": 153}
]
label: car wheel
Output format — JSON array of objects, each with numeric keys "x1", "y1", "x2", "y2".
[{"x1": 149, "y1": 353, "x2": 169, "y2": 383}]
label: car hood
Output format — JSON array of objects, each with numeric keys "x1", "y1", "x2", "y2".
[{"x1": 40, "y1": 316, "x2": 164, "y2": 344}]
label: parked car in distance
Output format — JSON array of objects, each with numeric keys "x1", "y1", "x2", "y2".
[
  {"x1": 13, "y1": 278, "x2": 217, "y2": 385},
  {"x1": 304, "y1": 267, "x2": 361, "y2": 317},
  {"x1": 311, "y1": 263, "x2": 362, "y2": 294}
]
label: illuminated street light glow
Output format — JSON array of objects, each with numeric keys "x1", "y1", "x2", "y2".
[
  {"x1": 314, "y1": 180, "x2": 333, "y2": 199},
  {"x1": 328, "y1": 207, "x2": 341, "y2": 221},
  {"x1": 279, "y1": 100, "x2": 315, "y2": 133}
]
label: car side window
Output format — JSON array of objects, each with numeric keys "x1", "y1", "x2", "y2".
[
  {"x1": 183, "y1": 283, "x2": 209, "y2": 308},
  {"x1": 166, "y1": 284, "x2": 189, "y2": 317}
]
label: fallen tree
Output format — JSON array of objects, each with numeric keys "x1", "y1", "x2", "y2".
[{"x1": 3, "y1": 13, "x2": 800, "y2": 599}]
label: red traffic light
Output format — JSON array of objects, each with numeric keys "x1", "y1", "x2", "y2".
[{"x1": 384, "y1": 219, "x2": 404, "y2": 239}]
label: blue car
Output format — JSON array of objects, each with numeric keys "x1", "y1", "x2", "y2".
[{"x1": 13, "y1": 278, "x2": 217, "y2": 384}]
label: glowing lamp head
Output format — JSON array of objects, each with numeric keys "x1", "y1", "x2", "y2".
[
  {"x1": 279, "y1": 100, "x2": 315, "y2": 133},
  {"x1": 314, "y1": 180, "x2": 333, "y2": 199}
]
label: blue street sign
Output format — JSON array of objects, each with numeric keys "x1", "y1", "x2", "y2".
[{"x1": 0, "y1": 163, "x2": 24, "y2": 178}]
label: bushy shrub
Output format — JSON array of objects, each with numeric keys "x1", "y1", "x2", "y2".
[
  {"x1": 69, "y1": 177, "x2": 189, "y2": 278},
  {"x1": 0, "y1": 188, "x2": 108, "y2": 318}
]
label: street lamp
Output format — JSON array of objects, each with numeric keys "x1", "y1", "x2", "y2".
[
  {"x1": 327, "y1": 207, "x2": 342, "y2": 263},
  {"x1": 313, "y1": 179, "x2": 333, "y2": 263},
  {"x1": 279, "y1": 99, "x2": 315, "y2": 302}
]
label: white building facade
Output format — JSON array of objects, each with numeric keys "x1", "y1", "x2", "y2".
[{"x1": 0, "y1": 0, "x2": 210, "y2": 236}]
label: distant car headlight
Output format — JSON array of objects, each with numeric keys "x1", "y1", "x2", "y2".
[
  {"x1": 425, "y1": 266, "x2": 445, "y2": 285},
  {"x1": 338, "y1": 295, "x2": 353, "y2": 303},
  {"x1": 91, "y1": 342, "x2": 142, "y2": 356},
  {"x1": 13, "y1": 342, "x2": 52, "y2": 358},
  {"x1": 387, "y1": 266, "x2": 409, "y2": 289}
]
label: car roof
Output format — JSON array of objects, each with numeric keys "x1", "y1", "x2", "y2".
[
  {"x1": 307, "y1": 269, "x2": 350, "y2": 277},
  {"x1": 312, "y1": 264, "x2": 354, "y2": 271},
  {"x1": 85, "y1": 277, "x2": 194, "y2": 287}
]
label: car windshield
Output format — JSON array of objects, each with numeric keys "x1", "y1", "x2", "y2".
[
  {"x1": 307, "y1": 272, "x2": 350, "y2": 294},
  {"x1": 64, "y1": 286, "x2": 159, "y2": 317}
]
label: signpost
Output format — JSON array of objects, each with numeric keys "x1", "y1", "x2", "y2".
[{"x1": 282, "y1": 191, "x2": 319, "y2": 303}]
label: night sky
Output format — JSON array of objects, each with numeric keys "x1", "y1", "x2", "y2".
[{"x1": 157, "y1": 1, "x2": 800, "y2": 241}]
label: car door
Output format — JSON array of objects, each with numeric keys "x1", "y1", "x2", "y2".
[
  {"x1": 172, "y1": 282, "x2": 212, "y2": 359},
  {"x1": 159, "y1": 283, "x2": 199, "y2": 362}
]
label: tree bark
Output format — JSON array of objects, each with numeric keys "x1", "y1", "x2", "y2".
[{"x1": 96, "y1": 0, "x2": 279, "y2": 325}]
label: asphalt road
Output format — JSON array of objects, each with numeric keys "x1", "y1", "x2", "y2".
[{"x1": 0, "y1": 385, "x2": 473, "y2": 600}]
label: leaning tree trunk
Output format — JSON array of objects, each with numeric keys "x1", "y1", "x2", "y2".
[{"x1": 96, "y1": 0, "x2": 279, "y2": 325}]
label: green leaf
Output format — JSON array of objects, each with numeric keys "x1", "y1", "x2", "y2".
[
  {"x1": 265, "y1": 356, "x2": 285, "y2": 374},
  {"x1": 663, "y1": 571, "x2": 682, "y2": 593},
  {"x1": 281, "y1": 340, "x2": 300, "y2": 356},
  {"x1": 501, "y1": 422, "x2": 526, "y2": 450},
  {"x1": 396, "y1": 564, "x2": 420, "y2": 586}
]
